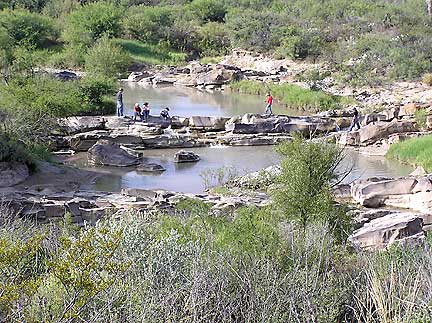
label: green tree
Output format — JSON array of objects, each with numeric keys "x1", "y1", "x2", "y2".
[
  {"x1": 188, "y1": 0, "x2": 226, "y2": 23},
  {"x1": 62, "y1": 2, "x2": 122, "y2": 47},
  {"x1": 271, "y1": 135, "x2": 350, "y2": 238},
  {"x1": 0, "y1": 9, "x2": 58, "y2": 48}
]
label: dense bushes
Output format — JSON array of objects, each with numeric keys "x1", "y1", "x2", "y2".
[
  {"x1": 1, "y1": 195, "x2": 432, "y2": 321},
  {"x1": 84, "y1": 37, "x2": 131, "y2": 77},
  {"x1": 0, "y1": 9, "x2": 58, "y2": 48},
  {"x1": 2, "y1": 0, "x2": 432, "y2": 83},
  {"x1": 0, "y1": 74, "x2": 115, "y2": 163},
  {"x1": 62, "y1": 2, "x2": 122, "y2": 47}
]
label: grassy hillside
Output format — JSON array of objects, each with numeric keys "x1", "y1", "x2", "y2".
[
  {"x1": 386, "y1": 135, "x2": 432, "y2": 171},
  {"x1": 1, "y1": 0, "x2": 432, "y2": 85}
]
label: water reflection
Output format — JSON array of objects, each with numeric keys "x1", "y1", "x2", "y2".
[
  {"x1": 68, "y1": 146, "x2": 413, "y2": 194},
  {"x1": 120, "y1": 82, "x2": 306, "y2": 117}
]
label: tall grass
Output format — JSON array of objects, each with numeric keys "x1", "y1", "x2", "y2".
[
  {"x1": 386, "y1": 135, "x2": 432, "y2": 172},
  {"x1": 113, "y1": 39, "x2": 187, "y2": 66},
  {"x1": 230, "y1": 80, "x2": 352, "y2": 111}
]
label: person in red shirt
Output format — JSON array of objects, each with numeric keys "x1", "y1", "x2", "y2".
[
  {"x1": 133, "y1": 103, "x2": 143, "y2": 121},
  {"x1": 265, "y1": 92, "x2": 273, "y2": 115}
]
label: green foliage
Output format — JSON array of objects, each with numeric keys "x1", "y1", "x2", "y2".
[
  {"x1": 0, "y1": 220, "x2": 128, "y2": 322},
  {"x1": 85, "y1": 37, "x2": 131, "y2": 78},
  {"x1": 113, "y1": 38, "x2": 186, "y2": 65},
  {"x1": 272, "y1": 136, "x2": 351, "y2": 241},
  {"x1": 121, "y1": 5, "x2": 175, "y2": 43},
  {"x1": 225, "y1": 8, "x2": 280, "y2": 51},
  {"x1": 195, "y1": 22, "x2": 229, "y2": 56},
  {"x1": 386, "y1": 135, "x2": 432, "y2": 172},
  {"x1": 62, "y1": 2, "x2": 122, "y2": 47},
  {"x1": 422, "y1": 73, "x2": 432, "y2": 86},
  {"x1": 0, "y1": 9, "x2": 57, "y2": 48},
  {"x1": 0, "y1": 133, "x2": 37, "y2": 168},
  {"x1": 275, "y1": 28, "x2": 323, "y2": 60},
  {"x1": 230, "y1": 79, "x2": 349, "y2": 111},
  {"x1": 188, "y1": 0, "x2": 226, "y2": 23},
  {"x1": 415, "y1": 108, "x2": 428, "y2": 130}
]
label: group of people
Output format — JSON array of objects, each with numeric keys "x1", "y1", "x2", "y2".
[
  {"x1": 117, "y1": 88, "x2": 399, "y2": 132},
  {"x1": 116, "y1": 88, "x2": 171, "y2": 122}
]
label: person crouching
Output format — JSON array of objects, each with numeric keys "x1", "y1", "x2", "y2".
[{"x1": 133, "y1": 103, "x2": 143, "y2": 122}]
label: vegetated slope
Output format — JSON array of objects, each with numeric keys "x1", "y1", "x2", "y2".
[
  {"x1": 1, "y1": 0, "x2": 431, "y2": 84},
  {"x1": 386, "y1": 135, "x2": 432, "y2": 172}
]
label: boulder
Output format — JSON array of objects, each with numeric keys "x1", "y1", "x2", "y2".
[
  {"x1": 410, "y1": 166, "x2": 427, "y2": 177},
  {"x1": 137, "y1": 163, "x2": 166, "y2": 172},
  {"x1": 351, "y1": 176, "x2": 432, "y2": 213},
  {"x1": 196, "y1": 68, "x2": 242, "y2": 86},
  {"x1": 174, "y1": 150, "x2": 200, "y2": 163},
  {"x1": 399, "y1": 103, "x2": 417, "y2": 117},
  {"x1": 189, "y1": 116, "x2": 230, "y2": 131},
  {"x1": 57, "y1": 116, "x2": 106, "y2": 135},
  {"x1": 0, "y1": 162, "x2": 29, "y2": 187},
  {"x1": 225, "y1": 116, "x2": 336, "y2": 135},
  {"x1": 357, "y1": 120, "x2": 417, "y2": 145},
  {"x1": 427, "y1": 115, "x2": 432, "y2": 130},
  {"x1": 88, "y1": 140, "x2": 140, "y2": 167},
  {"x1": 54, "y1": 70, "x2": 78, "y2": 81},
  {"x1": 127, "y1": 71, "x2": 153, "y2": 82},
  {"x1": 349, "y1": 212, "x2": 424, "y2": 251},
  {"x1": 141, "y1": 135, "x2": 200, "y2": 149}
]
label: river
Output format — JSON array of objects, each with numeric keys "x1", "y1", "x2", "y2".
[
  {"x1": 65, "y1": 83, "x2": 414, "y2": 193},
  {"x1": 121, "y1": 82, "x2": 305, "y2": 117}
]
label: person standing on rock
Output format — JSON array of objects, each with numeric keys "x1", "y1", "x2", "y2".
[
  {"x1": 348, "y1": 107, "x2": 361, "y2": 131},
  {"x1": 116, "y1": 88, "x2": 124, "y2": 117},
  {"x1": 265, "y1": 92, "x2": 273, "y2": 115},
  {"x1": 142, "y1": 102, "x2": 150, "y2": 122}
]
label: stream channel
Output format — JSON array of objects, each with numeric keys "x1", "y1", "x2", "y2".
[{"x1": 65, "y1": 83, "x2": 413, "y2": 193}]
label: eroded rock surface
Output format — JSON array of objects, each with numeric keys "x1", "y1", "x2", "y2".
[
  {"x1": 0, "y1": 162, "x2": 29, "y2": 187},
  {"x1": 88, "y1": 140, "x2": 140, "y2": 167}
]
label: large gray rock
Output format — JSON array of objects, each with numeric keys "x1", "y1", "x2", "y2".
[
  {"x1": 174, "y1": 150, "x2": 200, "y2": 163},
  {"x1": 351, "y1": 176, "x2": 432, "y2": 214},
  {"x1": 137, "y1": 163, "x2": 166, "y2": 172},
  {"x1": 58, "y1": 116, "x2": 106, "y2": 135},
  {"x1": 225, "y1": 116, "x2": 336, "y2": 135},
  {"x1": 88, "y1": 140, "x2": 140, "y2": 167},
  {"x1": 0, "y1": 162, "x2": 29, "y2": 187},
  {"x1": 189, "y1": 116, "x2": 230, "y2": 131},
  {"x1": 358, "y1": 120, "x2": 417, "y2": 144},
  {"x1": 349, "y1": 212, "x2": 424, "y2": 251}
]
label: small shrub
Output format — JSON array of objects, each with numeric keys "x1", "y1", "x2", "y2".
[
  {"x1": 84, "y1": 37, "x2": 131, "y2": 78},
  {"x1": 422, "y1": 73, "x2": 432, "y2": 86},
  {"x1": 415, "y1": 108, "x2": 428, "y2": 130}
]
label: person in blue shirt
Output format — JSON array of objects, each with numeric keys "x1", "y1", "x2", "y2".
[{"x1": 116, "y1": 88, "x2": 124, "y2": 117}]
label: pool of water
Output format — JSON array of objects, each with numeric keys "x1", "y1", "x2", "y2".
[
  {"x1": 120, "y1": 82, "x2": 306, "y2": 117},
  {"x1": 65, "y1": 146, "x2": 413, "y2": 194}
]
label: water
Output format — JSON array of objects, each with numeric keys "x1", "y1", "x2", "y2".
[
  {"x1": 120, "y1": 82, "x2": 305, "y2": 117},
  {"x1": 66, "y1": 146, "x2": 413, "y2": 194}
]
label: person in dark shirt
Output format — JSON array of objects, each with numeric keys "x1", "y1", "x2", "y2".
[
  {"x1": 348, "y1": 107, "x2": 361, "y2": 131},
  {"x1": 160, "y1": 107, "x2": 170, "y2": 121},
  {"x1": 116, "y1": 88, "x2": 124, "y2": 117}
]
